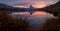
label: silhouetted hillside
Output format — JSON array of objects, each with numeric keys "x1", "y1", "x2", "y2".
[
  {"x1": 43, "y1": 1, "x2": 60, "y2": 16},
  {"x1": 0, "y1": 3, "x2": 26, "y2": 13},
  {"x1": 0, "y1": 3, "x2": 15, "y2": 12},
  {"x1": 0, "y1": 3, "x2": 13, "y2": 8}
]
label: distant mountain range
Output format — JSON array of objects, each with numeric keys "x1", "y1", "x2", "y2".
[
  {"x1": 0, "y1": 3, "x2": 14, "y2": 9},
  {"x1": 0, "y1": 3, "x2": 36, "y2": 12},
  {"x1": 0, "y1": 3, "x2": 25, "y2": 12}
]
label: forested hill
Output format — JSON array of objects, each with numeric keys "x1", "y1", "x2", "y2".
[{"x1": 43, "y1": 1, "x2": 60, "y2": 16}]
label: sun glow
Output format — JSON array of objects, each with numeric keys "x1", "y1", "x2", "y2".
[
  {"x1": 32, "y1": 4, "x2": 49, "y2": 8},
  {"x1": 13, "y1": 3, "x2": 49, "y2": 8}
]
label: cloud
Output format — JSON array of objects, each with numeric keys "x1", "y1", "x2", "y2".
[
  {"x1": 0, "y1": 0, "x2": 59, "y2": 6},
  {"x1": 7, "y1": 0, "x2": 59, "y2": 8},
  {"x1": 13, "y1": 2, "x2": 50, "y2": 8},
  {"x1": 13, "y1": 2, "x2": 35, "y2": 8}
]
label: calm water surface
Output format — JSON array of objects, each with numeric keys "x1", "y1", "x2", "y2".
[{"x1": 9, "y1": 11, "x2": 56, "y2": 31}]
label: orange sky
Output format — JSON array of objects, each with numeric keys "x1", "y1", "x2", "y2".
[
  {"x1": 13, "y1": 3, "x2": 50, "y2": 8},
  {"x1": 0, "y1": 0, "x2": 59, "y2": 8},
  {"x1": 32, "y1": 4, "x2": 50, "y2": 8},
  {"x1": 13, "y1": 0, "x2": 59, "y2": 8}
]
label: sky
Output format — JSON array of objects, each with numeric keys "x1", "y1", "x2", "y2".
[{"x1": 0, "y1": 0, "x2": 59, "y2": 8}]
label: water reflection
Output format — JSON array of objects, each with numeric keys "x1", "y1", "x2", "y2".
[
  {"x1": 9, "y1": 11, "x2": 56, "y2": 25},
  {"x1": 32, "y1": 11, "x2": 49, "y2": 15},
  {"x1": 9, "y1": 11, "x2": 55, "y2": 19},
  {"x1": 9, "y1": 11, "x2": 56, "y2": 31}
]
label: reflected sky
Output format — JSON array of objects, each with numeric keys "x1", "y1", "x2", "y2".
[
  {"x1": 9, "y1": 11, "x2": 56, "y2": 31},
  {"x1": 9, "y1": 11, "x2": 55, "y2": 19},
  {"x1": 32, "y1": 11, "x2": 49, "y2": 15},
  {"x1": 9, "y1": 11, "x2": 56, "y2": 25}
]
